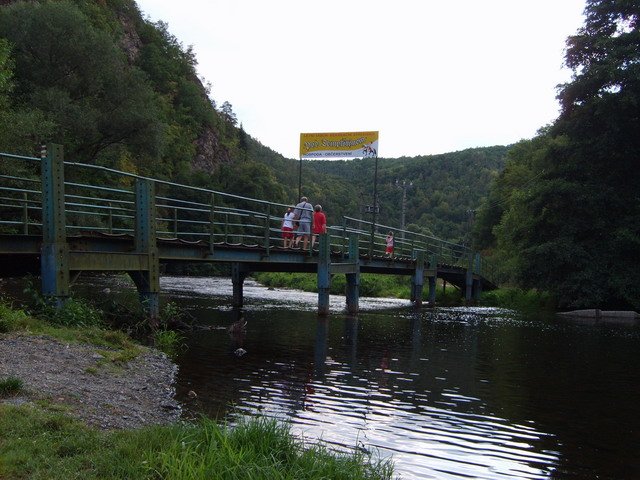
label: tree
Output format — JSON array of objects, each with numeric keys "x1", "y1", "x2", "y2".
[
  {"x1": 0, "y1": 1, "x2": 161, "y2": 164},
  {"x1": 220, "y1": 101, "x2": 238, "y2": 126},
  {"x1": 475, "y1": 0, "x2": 640, "y2": 309}
]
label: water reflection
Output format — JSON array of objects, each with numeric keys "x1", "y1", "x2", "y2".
[{"x1": 74, "y1": 276, "x2": 640, "y2": 479}]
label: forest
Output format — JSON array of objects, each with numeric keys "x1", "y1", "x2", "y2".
[{"x1": 0, "y1": 0, "x2": 637, "y2": 310}]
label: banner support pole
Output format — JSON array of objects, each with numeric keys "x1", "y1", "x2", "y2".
[{"x1": 298, "y1": 156, "x2": 302, "y2": 200}]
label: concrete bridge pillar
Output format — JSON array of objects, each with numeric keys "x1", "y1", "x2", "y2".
[
  {"x1": 345, "y1": 234, "x2": 360, "y2": 315},
  {"x1": 40, "y1": 144, "x2": 70, "y2": 307},
  {"x1": 411, "y1": 249, "x2": 425, "y2": 307},
  {"x1": 317, "y1": 234, "x2": 331, "y2": 316}
]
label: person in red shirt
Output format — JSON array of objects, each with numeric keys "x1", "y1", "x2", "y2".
[{"x1": 311, "y1": 204, "x2": 327, "y2": 249}]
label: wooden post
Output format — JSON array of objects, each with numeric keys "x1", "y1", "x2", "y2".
[{"x1": 40, "y1": 144, "x2": 69, "y2": 306}]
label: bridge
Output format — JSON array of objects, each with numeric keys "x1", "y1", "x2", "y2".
[{"x1": 0, "y1": 145, "x2": 496, "y2": 321}]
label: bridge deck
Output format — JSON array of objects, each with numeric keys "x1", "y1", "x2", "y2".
[{"x1": 1, "y1": 145, "x2": 496, "y2": 316}]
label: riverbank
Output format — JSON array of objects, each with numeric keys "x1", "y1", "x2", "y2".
[
  {"x1": 0, "y1": 301, "x2": 393, "y2": 479},
  {"x1": 252, "y1": 272, "x2": 558, "y2": 311},
  {"x1": 0, "y1": 333, "x2": 180, "y2": 429}
]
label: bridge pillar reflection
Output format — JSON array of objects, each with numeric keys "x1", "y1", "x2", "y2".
[
  {"x1": 317, "y1": 234, "x2": 331, "y2": 316},
  {"x1": 345, "y1": 234, "x2": 360, "y2": 314}
]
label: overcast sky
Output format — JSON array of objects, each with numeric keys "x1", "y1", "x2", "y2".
[{"x1": 135, "y1": 0, "x2": 587, "y2": 159}]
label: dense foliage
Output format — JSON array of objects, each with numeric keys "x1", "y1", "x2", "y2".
[{"x1": 474, "y1": 0, "x2": 640, "y2": 310}]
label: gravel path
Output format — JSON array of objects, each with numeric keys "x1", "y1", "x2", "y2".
[{"x1": 0, "y1": 333, "x2": 180, "y2": 429}]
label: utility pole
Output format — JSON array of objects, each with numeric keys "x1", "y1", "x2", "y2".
[{"x1": 395, "y1": 179, "x2": 413, "y2": 239}]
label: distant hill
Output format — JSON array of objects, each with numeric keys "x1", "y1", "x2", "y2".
[{"x1": 0, "y1": 0, "x2": 507, "y2": 243}]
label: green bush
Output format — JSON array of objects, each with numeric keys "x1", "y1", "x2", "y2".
[
  {"x1": 0, "y1": 299, "x2": 29, "y2": 332},
  {"x1": 43, "y1": 298, "x2": 104, "y2": 328},
  {"x1": 0, "y1": 376, "x2": 23, "y2": 396},
  {"x1": 153, "y1": 329, "x2": 184, "y2": 358}
]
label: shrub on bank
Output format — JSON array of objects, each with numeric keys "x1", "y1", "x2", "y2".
[
  {"x1": 480, "y1": 288, "x2": 556, "y2": 312},
  {"x1": 0, "y1": 376, "x2": 23, "y2": 396}
]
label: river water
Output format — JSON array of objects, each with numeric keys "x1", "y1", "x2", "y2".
[
  {"x1": 18, "y1": 274, "x2": 637, "y2": 479},
  {"x1": 142, "y1": 276, "x2": 639, "y2": 480}
]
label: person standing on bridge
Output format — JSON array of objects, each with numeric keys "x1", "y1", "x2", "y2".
[
  {"x1": 281, "y1": 207, "x2": 296, "y2": 248},
  {"x1": 311, "y1": 204, "x2": 327, "y2": 249},
  {"x1": 385, "y1": 231, "x2": 395, "y2": 258},
  {"x1": 293, "y1": 196, "x2": 313, "y2": 250}
]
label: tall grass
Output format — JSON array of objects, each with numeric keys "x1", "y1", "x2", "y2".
[
  {"x1": 480, "y1": 288, "x2": 556, "y2": 312},
  {"x1": 0, "y1": 405, "x2": 393, "y2": 480},
  {"x1": 253, "y1": 272, "x2": 412, "y2": 299}
]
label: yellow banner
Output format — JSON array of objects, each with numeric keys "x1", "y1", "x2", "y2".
[{"x1": 299, "y1": 131, "x2": 379, "y2": 159}]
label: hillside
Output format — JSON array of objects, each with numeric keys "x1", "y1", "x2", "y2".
[{"x1": 0, "y1": 0, "x2": 506, "y2": 243}]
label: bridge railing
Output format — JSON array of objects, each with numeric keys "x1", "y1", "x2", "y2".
[
  {"x1": 340, "y1": 216, "x2": 471, "y2": 266},
  {"x1": 1, "y1": 147, "x2": 491, "y2": 281}
]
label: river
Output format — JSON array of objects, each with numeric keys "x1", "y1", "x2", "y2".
[{"x1": 32, "y1": 275, "x2": 640, "y2": 479}]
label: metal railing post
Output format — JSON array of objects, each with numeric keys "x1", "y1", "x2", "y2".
[
  {"x1": 173, "y1": 206, "x2": 178, "y2": 238},
  {"x1": 264, "y1": 204, "x2": 271, "y2": 255},
  {"x1": 107, "y1": 202, "x2": 113, "y2": 234},
  {"x1": 209, "y1": 193, "x2": 215, "y2": 255},
  {"x1": 22, "y1": 192, "x2": 28, "y2": 235}
]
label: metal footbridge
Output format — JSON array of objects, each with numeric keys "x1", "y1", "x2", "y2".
[{"x1": 0, "y1": 145, "x2": 496, "y2": 319}]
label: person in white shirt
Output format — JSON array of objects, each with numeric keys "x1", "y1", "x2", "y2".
[{"x1": 281, "y1": 207, "x2": 296, "y2": 248}]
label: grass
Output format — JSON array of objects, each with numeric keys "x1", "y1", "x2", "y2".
[
  {"x1": 0, "y1": 405, "x2": 394, "y2": 480},
  {"x1": 253, "y1": 272, "x2": 466, "y2": 305},
  {"x1": 0, "y1": 376, "x2": 23, "y2": 396},
  {"x1": 479, "y1": 287, "x2": 556, "y2": 312},
  {"x1": 0, "y1": 297, "x2": 143, "y2": 368},
  {"x1": 153, "y1": 329, "x2": 184, "y2": 359}
]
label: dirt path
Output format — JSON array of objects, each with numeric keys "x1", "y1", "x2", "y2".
[{"x1": 0, "y1": 333, "x2": 180, "y2": 429}]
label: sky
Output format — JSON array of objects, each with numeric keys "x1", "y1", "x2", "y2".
[{"x1": 135, "y1": 0, "x2": 587, "y2": 160}]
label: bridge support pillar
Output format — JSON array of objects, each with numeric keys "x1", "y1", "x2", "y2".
[
  {"x1": 427, "y1": 254, "x2": 437, "y2": 305},
  {"x1": 473, "y1": 253, "x2": 482, "y2": 301},
  {"x1": 428, "y1": 276, "x2": 437, "y2": 304},
  {"x1": 465, "y1": 252, "x2": 473, "y2": 303},
  {"x1": 40, "y1": 144, "x2": 69, "y2": 306},
  {"x1": 345, "y1": 234, "x2": 360, "y2": 315},
  {"x1": 411, "y1": 249, "x2": 425, "y2": 307},
  {"x1": 232, "y1": 263, "x2": 249, "y2": 308},
  {"x1": 317, "y1": 234, "x2": 331, "y2": 316},
  {"x1": 133, "y1": 179, "x2": 160, "y2": 325}
]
